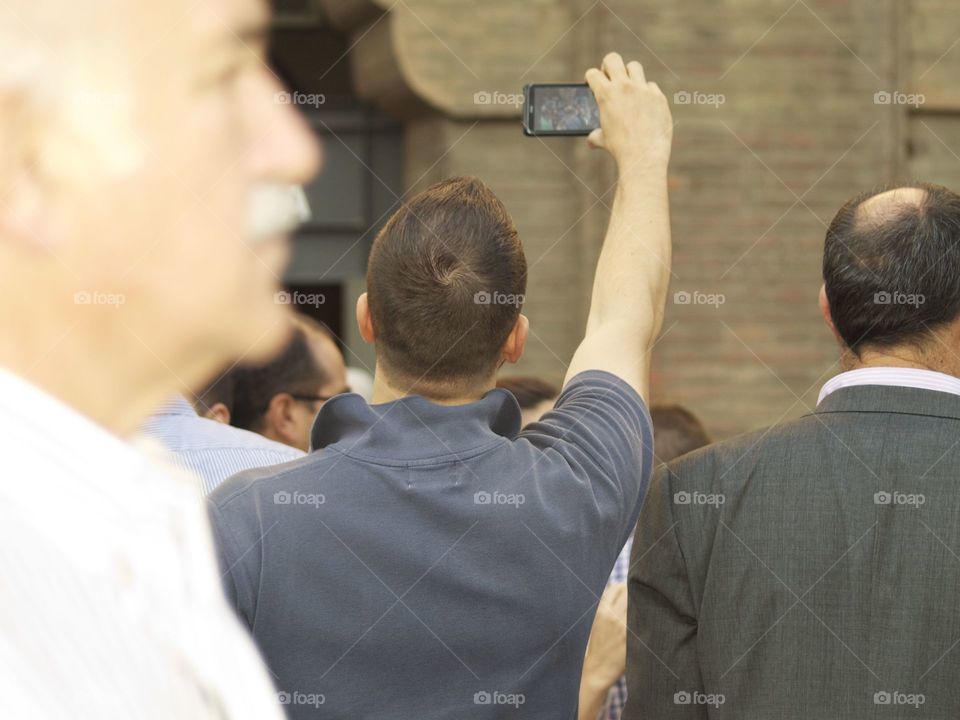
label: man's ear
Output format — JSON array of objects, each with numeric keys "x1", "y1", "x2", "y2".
[
  {"x1": 357, "y1": 293, "x2": 375, "y2": 344},
  {"x1": 0, "y1": 103, "x2": 63, "y2": 253},
  {"x1": 263, "y1": 393, "x2": 298, "y2": 445},
  {"x1": 819, "y1": 285, "x2": 843, "y2": 344},
  {"x1": 203, "y1": 402, "x2": 231, "y2": 425},
  {"x1": 0, "y1": 159, "x2": 60, "y2": 253},
  {"x1": 501, "y1": 314, "x2": 529, "y2": 365}
]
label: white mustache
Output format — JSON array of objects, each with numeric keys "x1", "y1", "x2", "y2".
[{"x1": 247, "y1": 184, "x2": 312, "y2": 242}]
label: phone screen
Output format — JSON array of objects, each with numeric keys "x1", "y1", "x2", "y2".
[{"x1": 526, "y1": 84, "x2": 600, "y2": 135}]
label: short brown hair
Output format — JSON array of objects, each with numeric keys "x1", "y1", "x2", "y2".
[
  {"x1": 367, "y1": 177, "x2": 527, "y2": 389},
  {"x1": 496, "y1": 376, "x2": 559, "y2": 409},
  {"x1": 650, "y1": 404, "x2": 711, "y2": 463}
]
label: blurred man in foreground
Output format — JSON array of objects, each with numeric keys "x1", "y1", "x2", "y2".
[
  {"x1": 0, "y1": 0, "x2": 319, "y2": 716},
  {"x1": 231, "y1": 315, "x2": 348, "y2": 451},
  {"x1": 209, "y1": 53, "x2": 672, "y2": 719},
  {"x1": 628, "y1": 183, "x2": 960, "y2": 719}
]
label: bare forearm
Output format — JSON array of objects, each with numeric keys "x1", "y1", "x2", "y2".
[
  {"x1": 563, "y1": 54, "x2": 673, "y2": 397},
  {"x1": 578, "y1": 673, "x2": 610, "y2": 720},
  {"x1": 587, "y1": 163, "x2": 671, "y2": 338}
]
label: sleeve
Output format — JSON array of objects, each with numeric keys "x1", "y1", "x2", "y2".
[
  {"x1": 519, "y1": 370, "x2": 654, "y2": 544},
  {"x1": 623, "y1": 463, "x2": 705, "y2": 719},
  {"x1": 206, "y1": 498, "x2": 256, "y2": 629}
]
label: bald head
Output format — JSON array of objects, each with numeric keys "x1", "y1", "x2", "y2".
[
  {"x1": 823, "y1": 182, "x2": 960, "y2": 356},
  {"x1": 294, "y1": 315, "x2": 348, "y2": 396},
  {"x1": 857, "y1": 186, "x2": 928, "y2": 226}
]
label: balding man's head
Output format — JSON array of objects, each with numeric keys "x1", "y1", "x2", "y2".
[{"x1": 823, "y1": 182, "x2": 960, "y2": 357}]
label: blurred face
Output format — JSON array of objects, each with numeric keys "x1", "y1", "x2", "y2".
[{"x1": 32, "y1": 0, "x2": 321, "y2": 374}]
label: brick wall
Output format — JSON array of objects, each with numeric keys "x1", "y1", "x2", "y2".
[{"x1": 345, "y1": 0, "x2": 960, "y2": 439}]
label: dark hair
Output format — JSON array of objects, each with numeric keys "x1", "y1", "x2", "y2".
[
  {"x1": 650, "y1": 404, "x2": 711, "y2": 463},
  {"x1": 366, "y1": 177, "x2": 527, "y2": 390},
  {"x1": 496, "y1": 376, "x2": 559, "y2": 409},
  {"x1": 191, "y1": 371, "x2": 236, "y2": 415},
  {"x1": 823, "y1": 182, "x2": 960, "y2": 355},
  {"x1": 230, "y1": 326, "x2": 326, "y2": 431}
]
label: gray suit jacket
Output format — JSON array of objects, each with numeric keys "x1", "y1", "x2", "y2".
[{"x1": 625, "y1": 385, "x2": 960, "y2": 719}]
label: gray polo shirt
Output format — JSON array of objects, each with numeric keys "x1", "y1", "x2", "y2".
[{"x1": 208, "y1": 370, "x2": 653, "y2": 719}]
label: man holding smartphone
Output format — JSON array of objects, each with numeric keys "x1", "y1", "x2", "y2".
[{"x1": 209, "y1": 53, "x2": 672, "y2": 719}]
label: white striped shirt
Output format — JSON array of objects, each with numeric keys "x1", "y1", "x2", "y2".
[
  {"x1": 139, "y1": 396, "x2": 303, "y2": 495},
  {"x1": 0, "y1": 368, "x2": 285, "y2": 719},
  {"x1": 818, "y1": 367, "x2": 960, "y2": 404}
]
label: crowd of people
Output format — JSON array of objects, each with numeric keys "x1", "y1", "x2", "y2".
[
  {"x1": 535, "y1": 86, "x2": 602, "y2": 132},
  {"x1": 4, "y1": 1, "x2": 960, "y2": 718}
]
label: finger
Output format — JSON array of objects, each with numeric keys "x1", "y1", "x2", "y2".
[
  {"x1": 586, "y1": 128, "x2": 605, "y2": 149},
  {"x1": 626, "y1": 60, "x2": 646, "y2": 83},
  {"x1": 601, "y1": 52, "x2": 627, "y2": 80},
  {"x1": 585, "y1": 67, "x2": 609, "y2": 97}
]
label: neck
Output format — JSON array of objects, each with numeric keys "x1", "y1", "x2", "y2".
[
  {"x1": 0, "y1": 318, "x2": 213, "y2": 437},
  {"x1": 370, "y1": 367, "x2": 494, "y2": 406},
  {"x1": 841, "y1": 344, "x2": 960, "y2": 378}
]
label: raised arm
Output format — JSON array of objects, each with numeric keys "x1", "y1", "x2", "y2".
[{"x1": 564, "y1": 53, "x2": 673, "y2": 401}]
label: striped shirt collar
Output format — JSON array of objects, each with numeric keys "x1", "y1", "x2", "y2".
[
  {"x1": 818, "y1": 367, "x2": 960, "y2": 405},
  {"x1": 153, "y1": 394, "x2": 197, "y2": 416}
]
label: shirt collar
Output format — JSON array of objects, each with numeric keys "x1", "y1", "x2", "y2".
[
  {"x1": 153, "y1": 395, "x2": 198, "y2": 417},
  {"x1": 818, "y1": 367, "x2": 960, "y2": 405},
  {"x1": 310, "y1": 389, "x2": 522, "y2": 463}
]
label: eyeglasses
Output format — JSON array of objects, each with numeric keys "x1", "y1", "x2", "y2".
[{"x1": 288, "y1": 387, "x2": 351, "y2": 405}]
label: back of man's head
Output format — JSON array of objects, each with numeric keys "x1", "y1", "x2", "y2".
[
  {"x1": 496, "y1": 375, "x2": 559, "y2": 427},
  {"x1": 191, "y1": 371, "x2": 236, "y2": 424},
  {"x1": 650, "y1": 404, "x2": 712, "y2": 464},
  {"x1": 496, "y1": 376, "x2": 559, "y2": 410},
  {"x1": 366, "y1": 177, "x2": 527, "y2": 394},
  {"x1": 823, "y1": 182, "x2": 960, "y2": 357},
  {"x1": 231, "y1": 326, "x2": 324, "y2": 433}
]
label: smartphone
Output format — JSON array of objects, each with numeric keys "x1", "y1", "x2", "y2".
[{"x1": 522, "y1": 83, "x2": 600, "y2": 136}]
